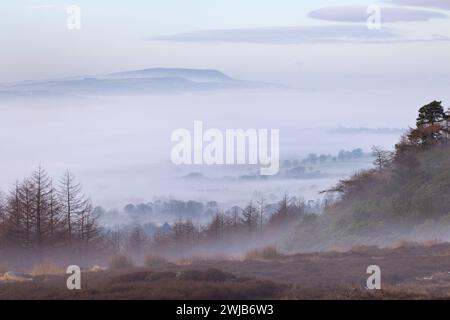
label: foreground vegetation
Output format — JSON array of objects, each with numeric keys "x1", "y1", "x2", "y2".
[{"x1": 2, "y1": 242, "x2": 450, "y2": 299}]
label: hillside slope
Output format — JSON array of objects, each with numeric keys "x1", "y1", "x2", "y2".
[{"x1": 283, "y1": 101, "x2": 450, "y2": 252}]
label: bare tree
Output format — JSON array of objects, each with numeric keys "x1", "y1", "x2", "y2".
[
  {"x1": 371, "y1": 146, "x2": 392, "y2": 172},
  {"x1": 82, "y1": 203, "x2": 101, "y2": 247},
  {"x1": 47, "y1": 179, "x2": 63, "y2": 242},
  {"x1": 0, "y1": 167, "x2": 101, "y2": 258},
  {"x1": 242, "y1": 202, "x2": 258, "y2": 233},
  {"x1": 21, "y1": 179, "x2": 35, "y2": 249},
  {"x1": 230, "y1": 206, "x2": 242, "y2": 233},
  {"x1": 126, "y1": 224, "x2": 148, "y2": 259},
  {"x1": 269, "y1": 194, "x2": 289, "y2": 226},
  {"x1": 0, "y1": 191, "x2": 6, "y2": 247},
  {"x1": 208, "y1": 212, "x2": 226, "y2": 241},
  {"x1": 256, "y1": 196, "x2": 266, "y2": 232},
  {"x1": 3, "y1": 183, "x2": 22, "y2": 247},
  {"x1": 31, "y1": 166, "x2": 52, "y2": 247},
  {"x1": 58, "y1": 170, "x2": 92, "y2": 246}
]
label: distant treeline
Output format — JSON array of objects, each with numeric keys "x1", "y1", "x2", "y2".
[
  {"x1": 95, "y1": 199, "x2": 222, "y2": 221},
  {"x1": 106, "y1": 194, "x2": 331, "y2": 259},
  {"x1": 282, "y1": 148, "x2": 366, "y2": 168}
]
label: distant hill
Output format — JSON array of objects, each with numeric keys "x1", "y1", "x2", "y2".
[
  {"x1": 106, "y1": 68, "x2": 234, "y2": 82},
  {"x1": 328, "y1": 127, "x2": 406, "y2": 135},
  {"x1": 0, "y1": 68, "x2": 281, "y2": 98}
]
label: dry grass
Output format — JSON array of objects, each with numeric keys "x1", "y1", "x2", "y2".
[
  {"x1": 30, "y1": 261, "x2": 65, "y2": 276},
  {"x1": 2, "y1": 242, "x2": 450, "y2": 299},
  {"x1": 0, "y1": 268, "x2": 284, "y2": 300},
  {"x1": 245, "y1": 246, "x2": 282, "y2": 260},
  {"x1": 0, "y1": 265, "x2": 9, "y2": 275}
]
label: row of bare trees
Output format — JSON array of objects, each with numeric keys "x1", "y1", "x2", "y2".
[
  {"x1": 0, "y1": 167, "x2": 101, "y2": 251},
  {"x1": 0, "y1": 167, "x2": 328, "y2": 260},
  {"x1": 109, "y1": 195, "x2": 326, "y2": 259}
]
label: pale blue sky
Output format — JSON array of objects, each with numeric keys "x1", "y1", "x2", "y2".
[
  {"x1": 2, "y1": 0, "x2": 340, "y2": 34},
  {"x1": 1, "y1": 0, "x2": 450, "y2": 86}
]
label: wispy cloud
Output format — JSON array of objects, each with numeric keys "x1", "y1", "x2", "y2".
[
  {"x1": 308, "y1": 5, "x2": 447, "y2": 23},
  {"x1": 151, "y1": 24, "x2": 450, "y2": 44},
  {"x1": 152, "y1": 25, "x2": 403, "y2": 44},
  {"x1": 25, "y1": 4, "x2": 56, "y2": 10},
  {"x1": 387, "y1": 0, "x2": 450, "y2": 11}
]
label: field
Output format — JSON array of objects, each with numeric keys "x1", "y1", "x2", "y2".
[{"x1": 1, "y1": 242, "x2": 450, "y2": 299}]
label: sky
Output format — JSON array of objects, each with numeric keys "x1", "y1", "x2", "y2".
[
  {"x1": 1, "y1": 0, "x2": 450, "y2": 207},
  {"x1": 1, "y1": 0, "x2": 450, "y2": 88}
]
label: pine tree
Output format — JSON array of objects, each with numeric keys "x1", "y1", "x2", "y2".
[{"x1": 416, "y1": 100, "x2": 446, "y2": 127}]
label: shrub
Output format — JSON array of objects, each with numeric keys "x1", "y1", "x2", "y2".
[
  {"x1": 112, "y1": 271, "x2": 152, "y2": 283},
  {"x1": 245, "y1": 246, "x2": 281, "y2": 260},
  {"x1": 108, "y1": 254, "x2": 134, "y2": 270},
  {"x1": 111, "y1": 271, "x2": 177, "y2": 283},
  {"x1": 179, "y1": 268, "x2": 235, "y2": 282},
  {"x1": 145, "y1": 271, "x2": 177, "y2": 282},
  {"x1": 144, "y1": 255, "x2": 168, "y2": 268}
]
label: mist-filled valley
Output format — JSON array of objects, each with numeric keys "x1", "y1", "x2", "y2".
[
  {"x1": 1, "y1": 70, "x2": 450, "y2": 300},
  {"x1": 4, "y1": 0, "x2": 450, "y2": 305},
  {"x1": 0, "y1": 82, "x2": 411, "y2": 246},
  {"x1": 0, "y1": 84, "x2": 409, "y2": 211}
]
